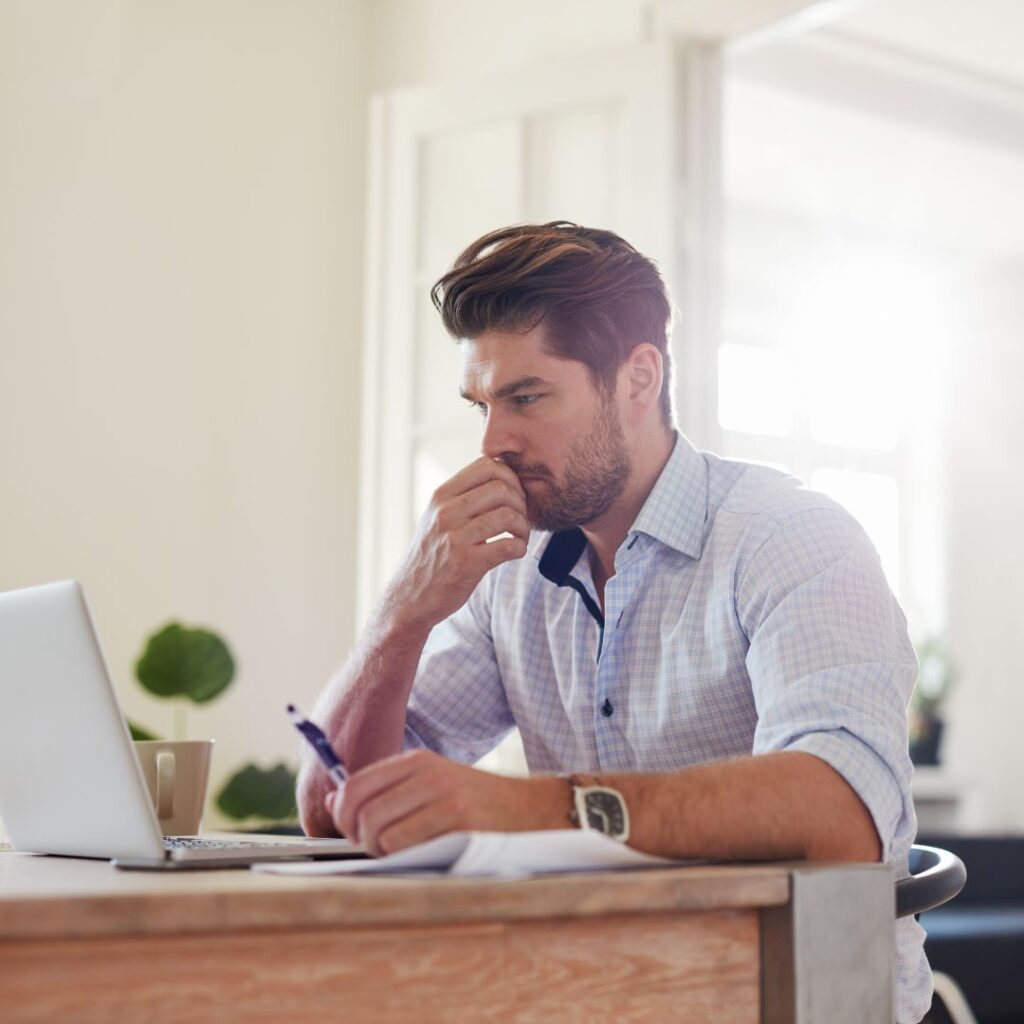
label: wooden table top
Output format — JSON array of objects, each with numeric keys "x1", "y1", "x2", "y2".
[{"x1": 0, "y1": 849, "x2": 795, "y2": 940}]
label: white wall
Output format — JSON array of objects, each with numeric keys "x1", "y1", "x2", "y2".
[
  {"x1": 0, "y1": 0, "x2": 369, "y2": 826},
  {"x1": 366, "y1": 0, "x2": 648, "y2": 91}
]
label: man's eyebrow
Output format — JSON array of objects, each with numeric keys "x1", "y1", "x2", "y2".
[{"x1": 459, "y1": 375, "x2": 552, "y2": 402}]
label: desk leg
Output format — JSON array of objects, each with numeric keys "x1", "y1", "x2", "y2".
[{"x1": 761, "y1": 864, "x2": 895, "y2": 1024}]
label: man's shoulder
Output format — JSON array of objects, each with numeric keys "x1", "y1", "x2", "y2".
[{"x1": 705, "y1": 455, "x2": 863, "y2": 549}]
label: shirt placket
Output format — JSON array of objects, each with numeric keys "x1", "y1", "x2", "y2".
[{"x1": 593, "y1": 535, "x2": 648, "y2": 771}]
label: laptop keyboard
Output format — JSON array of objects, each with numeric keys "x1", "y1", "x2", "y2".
[{"x1": 163, "y1": 836, "x2": 300, "y2": 850}]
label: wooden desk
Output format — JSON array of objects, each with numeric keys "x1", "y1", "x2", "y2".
[{"x1": 0, "y1": 851, "x2": 893, "y2": 1024}]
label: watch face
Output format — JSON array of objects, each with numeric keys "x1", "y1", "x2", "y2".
[{"x1": 584, "y1": 789, "x2": 627, "y2": 837}]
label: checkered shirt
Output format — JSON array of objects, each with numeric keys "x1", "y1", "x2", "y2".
[{"x1": 404, "y1": 432, "x2": 930, "y2": 1023}]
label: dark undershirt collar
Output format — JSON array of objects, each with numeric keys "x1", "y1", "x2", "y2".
[{"x1": 537, "y1": 529, "x2": 604, "y2": 627}]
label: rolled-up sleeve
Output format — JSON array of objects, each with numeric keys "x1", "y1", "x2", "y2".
[
  {"x1": 737, "y1": 507, "x2": 918, "y2": 861},
  {"x1": 402, "y1": 571, "x2": 516, "y2": 764}
]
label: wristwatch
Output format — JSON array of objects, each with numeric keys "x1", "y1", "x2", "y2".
[{"x1": 568, "y1": 773, "x2": 630, "y2": 843}]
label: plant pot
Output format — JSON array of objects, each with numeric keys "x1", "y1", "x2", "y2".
[{"x1": 909, "y1": 717, "x2": 944, "y2": 766}]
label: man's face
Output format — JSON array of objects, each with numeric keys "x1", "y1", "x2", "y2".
[{"x1": 459, "y1": 326, "x2": 631, "y2": 532}]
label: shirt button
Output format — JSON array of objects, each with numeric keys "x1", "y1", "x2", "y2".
[{"x1": 601, "y1": 698, "x2": 614, "y2": 717}]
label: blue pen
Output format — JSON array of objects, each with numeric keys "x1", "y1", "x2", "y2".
[{"x1": 287, "y1": 704, "x2": 348, "y2": 787}]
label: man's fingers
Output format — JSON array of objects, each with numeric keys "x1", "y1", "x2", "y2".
[
  {"x1": 351, "y1": 777, "x2": 438, "y2": 857},
  {"x1": 304, "y1": 803, "x2": 338, "y2": 838},
  {"x1": 376, "y1": 802, "x2": 461, "y2": 856},
  {"x1": 435, "y1": 456, "x2": 524, "y2": 505},
  {"x1": 451, "y1": 478, "x2": 527, "y2": 522},
  {"x1": 456, "y1": 506, "x2": 531, "y2": 546},
  {"x1": 299, "y1": 769, "x2": 340, "y2": 837},
  {"x1": 481, "y1": 535, "x2": 529, "y2": 569},
  {"x1": 335, "y1": 751, "x2": 424, "y2": 839}
]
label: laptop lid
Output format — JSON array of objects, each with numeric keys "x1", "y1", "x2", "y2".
[{"x1": 0, "y1": 579, "x2": 168, "y2": 861}]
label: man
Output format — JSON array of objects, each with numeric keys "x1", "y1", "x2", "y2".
[{"x1": 298, "y1": 222, "x2": 929, "y2": 1022}]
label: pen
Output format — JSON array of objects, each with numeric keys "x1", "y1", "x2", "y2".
[{"x1": 287, "y1": 703, "x2": 348, "y2": 787}]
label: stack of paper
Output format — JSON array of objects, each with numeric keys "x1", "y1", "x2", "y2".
[{"x1": 253, "y1": 829, "x2": 691, "y2": 877}]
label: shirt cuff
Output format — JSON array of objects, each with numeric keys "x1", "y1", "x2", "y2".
[{"x1": 780, "y1": 728, "x2": 906, "y2": 862}]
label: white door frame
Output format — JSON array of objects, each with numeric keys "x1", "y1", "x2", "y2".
[{"x1": 355, "y1": 1, "x2": 837, "y2": 625}]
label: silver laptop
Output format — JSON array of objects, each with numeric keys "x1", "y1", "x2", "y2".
[{"x1": 0, "y1": 579, "x2": 362, "y2": 869}]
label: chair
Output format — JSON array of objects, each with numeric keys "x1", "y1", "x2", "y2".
[
  {"x1": 897, "y1": 844, "x2": 975, "y2": 1024},
  {"x1": 897, "y1": 844, "x2": 966, "y2": 918}
]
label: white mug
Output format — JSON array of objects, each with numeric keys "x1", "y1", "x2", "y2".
[{"x1": 134, "y1": 739, "x2": 214, "y2": 836}]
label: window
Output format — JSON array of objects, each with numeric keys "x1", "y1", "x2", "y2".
[{"x1": 720, "y1": 44, "x2": 952, "y2": 628}]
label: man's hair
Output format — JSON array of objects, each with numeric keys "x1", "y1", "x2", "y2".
[{"x1": 430, "y1": 222, "x2": 675, "y2": 424}]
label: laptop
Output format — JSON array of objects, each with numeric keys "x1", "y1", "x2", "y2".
[{"x1": 0, "y1": 579, "x2": 363, "y2": 869}]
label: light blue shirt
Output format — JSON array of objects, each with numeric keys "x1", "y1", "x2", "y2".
[{"x1": 405, "y1": 431, "x2": 929, "y2": 1023}]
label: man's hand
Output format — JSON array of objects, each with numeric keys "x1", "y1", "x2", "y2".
[
  {"x1": 386, "y1": 457, "x2": 530, "y2": 634},
  {"x1": 324, "y1": 750, "x2": 568, "y2": 856},
  {"x1": 297, "y1": 756, "x2": 339, "y2": 838}
]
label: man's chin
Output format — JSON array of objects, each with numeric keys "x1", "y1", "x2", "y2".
[
  {"x1": 527, "y1": 503, "x2": 579, "y2": 535},
  {"x1": 525, "y1": 501, "x2": 555, "y2": 533}
]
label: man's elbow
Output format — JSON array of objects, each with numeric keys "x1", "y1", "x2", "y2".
[
  {"x1": 806, "y1": 801, "x2": 883, "y2": 862},
  {"x1": 800, "y1": 755, "x2": 884, "y2": 862},
  {"x1": 808, "y1": 825, "x2": 883, "y2": 863}
]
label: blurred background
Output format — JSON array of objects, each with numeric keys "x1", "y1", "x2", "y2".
[{"x1": 1, "y1": 0, "x2": 1021, "y2": 839}]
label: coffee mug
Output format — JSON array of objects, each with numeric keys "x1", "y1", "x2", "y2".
[{"x1": 134, "y1": 739, "x2": 214, "y2": 836}]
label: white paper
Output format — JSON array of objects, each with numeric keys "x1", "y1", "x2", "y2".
[{"x1": 252, "y1": 829, "x2": 688, "y2": 877}]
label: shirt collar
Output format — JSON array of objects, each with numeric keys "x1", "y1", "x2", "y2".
[
  {"x1": 537, "y1": 431, "x2": 709, "y2": 580},
  {"x1": 629, "y1": 431, "x2": 708, "y2": 559}
]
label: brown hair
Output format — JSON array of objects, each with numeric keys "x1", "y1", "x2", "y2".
[{"x1": 430, "y1": 222, "x2": 675, "y2": 424}]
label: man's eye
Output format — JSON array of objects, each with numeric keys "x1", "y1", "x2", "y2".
[
  {"x1": 466, "y1": 401, "x2": 487, "y2": 416},
  {"x1": 513, "y1": 394, "x2": 541, "y2": 407}
]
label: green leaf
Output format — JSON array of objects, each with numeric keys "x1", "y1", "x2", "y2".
[
  {"x1": 215, "y1": 762, "x2": 298, "y2": 822},
  {"x1": 128, "y1": 719, "x2": 161, "y2": 741},
  {"x1": 135, "y1": 623, "x2": 235, "y2": 704}
]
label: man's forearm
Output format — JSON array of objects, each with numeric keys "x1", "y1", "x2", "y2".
[
  {"x1": 297, "y1": 602, "x2": 432, "y2": 837},
  {"x1": 598, "y1": 751, "x2": 882, "y2": 863},
  {"x1": 311, "y1": 606, "x2": 432, "y2": 774}
]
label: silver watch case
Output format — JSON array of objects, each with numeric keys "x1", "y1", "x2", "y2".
[{"x1": 572, "y1": 784, "x2": 630, "y2": 842}]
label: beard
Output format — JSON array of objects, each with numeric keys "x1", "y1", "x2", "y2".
[{"x1": 505, "y1": 397, "x2": 631, "y2": 533}]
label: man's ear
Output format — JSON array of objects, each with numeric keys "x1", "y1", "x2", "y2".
[{"x1": 621, "y1": 343, "x2": 663, "y2": 417}]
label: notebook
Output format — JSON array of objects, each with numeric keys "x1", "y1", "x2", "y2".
[{"x1": 0, "y1": 579, "x2": 361, "y2": 869}]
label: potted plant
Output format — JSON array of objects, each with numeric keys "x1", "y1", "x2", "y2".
[
  {"x1": 908, "y1": 634, "x2": 959, "y2": 766},
  {"x1": 130, "y1": 622, "x2": 235, "y2": 739},
  {"x1": 129, "y1": 621, "x2": 298, "y2": 826},
  {"x1": 215, "y1": 762, "x2": 298, "y2": 827}
]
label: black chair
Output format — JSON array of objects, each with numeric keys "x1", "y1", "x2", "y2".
[
  {"x1": 897, "y1": 844, "x2": 967, "y2": 918},
  {"x1": 897, "y1": 844, "x2": 975, "y2": 1024},
  {"x1": 913, "y1": 834, "x2": 1024, "y2": 1024}
]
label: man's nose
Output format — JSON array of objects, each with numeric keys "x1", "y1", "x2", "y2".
[{"x1": 480, "y1": 408, "x2": 521, "y2": 461}]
